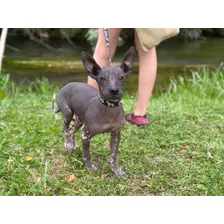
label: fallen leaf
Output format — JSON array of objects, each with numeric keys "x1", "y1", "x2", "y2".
[
  {"x1": 181, "y1": 145, "x2": 189, "y2": 149},
  {"x1": 46, "y1": 150, "x2": 54, "y2": 156},
  {"x1": 179, "y1": 145, "x2": 189, "y2": 153},
  {"x1": 55, "y1": 114, "x2": 61, "y2": 120},
  {"x1": 179, "y1": 149, "x2": 186, "y2": 153},
  {"x1": 69, "y1": 174, "x2": 75, "y2": 182},
  {"x1": 25, "y1": 156, "x2": 32, "y2": 161},
  {"x1": 101, "y1": 174, "x2": 107, "y2": 180},
  {"x1": 207, "y1": 152, "x2": 213, "y2": 159},
  {"x1": 141, "y1": 183, "x2": 150, "y2": 188}
]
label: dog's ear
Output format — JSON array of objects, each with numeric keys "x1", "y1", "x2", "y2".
[
  {"x1": 120, "y1": 46, "x2": 136, "y2": 76},
  {"x1": 81, "y1": 51, "x2": 101, "y2": 80}
]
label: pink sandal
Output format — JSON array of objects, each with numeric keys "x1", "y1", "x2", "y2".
[{"x1": 125, "y1": 114, "x2": 150, "y2": 126}]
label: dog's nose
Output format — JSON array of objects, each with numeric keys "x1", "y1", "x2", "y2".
[{"x1": 110, "y1": 89, "x2": 119, "y2": 95}]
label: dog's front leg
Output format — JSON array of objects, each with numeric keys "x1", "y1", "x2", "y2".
[
  {"x1": 110, "y1": 131, "x2": 127, "y2": 178},
  {"x1": 81, "y1": 128, "x2": 98, "y2": 171}
]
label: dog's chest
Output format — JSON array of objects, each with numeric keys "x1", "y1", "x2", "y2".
[
  {"x1": 90, "y1": 119, "x2": 125, "y2": 135},
  {"x1": 100, "y1": 115, "x2": 125, "y2": 132},
  {"x1": 85, "y1": 107, "x2": 125, "y2": 135}
]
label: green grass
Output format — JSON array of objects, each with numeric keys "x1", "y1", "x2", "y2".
[
  {"x1": 0, "y1": 67, "x2": 224, "y2": 195},
  {"x1": 0, "y1": 74, "x2": 10, "y2": 99}
]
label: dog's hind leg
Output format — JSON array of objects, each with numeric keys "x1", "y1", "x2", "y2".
[
  {"x1": 71, "y1": 115, "x2": 83, "y2": 149},
  {"x1": 60, "y1": 105, "x2": 75, "y2": 154}
]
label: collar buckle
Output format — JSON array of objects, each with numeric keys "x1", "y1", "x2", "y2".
[{"x1": 98, "y1": 95, "x2": 121, "y2": 107}]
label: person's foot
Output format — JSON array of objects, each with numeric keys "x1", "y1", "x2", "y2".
[{"x1": 125, "y1": 114, "x2": 150, "y2": 126}]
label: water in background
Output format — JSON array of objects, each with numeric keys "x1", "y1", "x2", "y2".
[{"x1": 3, "y1": 37, "x2": 224, "y2": 94}]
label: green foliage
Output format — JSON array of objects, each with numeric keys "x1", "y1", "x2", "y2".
[
  {"x1": 8, "y1": 28, "x2": 84, "y2": 40},
  {"x1": 212, "y1": 28, "x2": 224, "y2": 37},
  {"x1": 168, "y1": 63, "x2": 224, "y2": 99},
  {"x1": 84, "y1": 28, "x2": 98, "y2": 51},
  {"x1": 5, "y1": 28, "x2": 224, "y2": 50},
  {"x1": 84, "y1": 28, "x2": 125, "y2": 51},
  {"x1": 0, "y1": 74, "x2": 59, "y2": 99},
  {"x1": 28, "y1": 77, "x2": 58, "y2": 96},
  {"x1": 58, "y1": 28, "x2": 82, "y2": 39},
  {"x1": 180, "y1": 28, "x2": 224, "y2": 40},
  {"x1": 0, "y1": 74, "x2": 10, "y2": 99},
  {"x1": 180, "y1": 28, "x2": 203, "y2": 40},
  {"x1": 15, "y1": 28, "x2": 50, "y2": 39},
  {"x1": 6, "y1": 28, "x2": 224, "y2": 43}
]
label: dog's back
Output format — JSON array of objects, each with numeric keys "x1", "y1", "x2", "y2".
[{"x1": 56, "y1": 82, "x2": 98, "y2": 122}]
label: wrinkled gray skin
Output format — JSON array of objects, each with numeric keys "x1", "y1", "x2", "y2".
[{"x1": 54, "y1": 47, "x2": 135, "y2": 178}]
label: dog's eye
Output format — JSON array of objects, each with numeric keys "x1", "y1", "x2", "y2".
[
  {"x1": 119, "y1": 76, "x2": 124, "y2": 80},
  {"x1": 100, "y1": 76, "x2": 105, "y2": 81}
]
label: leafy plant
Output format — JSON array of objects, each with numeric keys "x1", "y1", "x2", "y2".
[
  {"x1": 213, "y1": 28, "x2": 224, "y2": 37},
  {"x1": 29, "y1": 77, "x2": 57, "y2": 96},
  {"x1": 85, "y1": 28, "x2": 125, "y2": 51},
  {"x1": 168, "y1": 63, "x2": 224, "y2": 99},
  {"x1": 0, "y1": 74, "x2": 10, "y2": 99},
  {"x1": 180, "y1": 28, "x2": 203, "y2": 40}
]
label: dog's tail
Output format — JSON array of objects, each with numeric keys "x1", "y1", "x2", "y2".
[{"x1": 52, "y1": 94, "x2": 60, "y2": 113}]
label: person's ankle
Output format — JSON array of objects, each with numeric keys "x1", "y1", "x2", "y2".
[{"x1": 134, "y1": 111, "x2": 147, "y2": 117}]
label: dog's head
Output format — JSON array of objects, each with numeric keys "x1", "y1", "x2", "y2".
[{"x1": 81, "y1": 47, "x2": 136, "y2": 102}]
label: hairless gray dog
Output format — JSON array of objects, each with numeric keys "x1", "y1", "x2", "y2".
[{"x1": 52, "y1": 47, "x2": 136, "y2": 178}]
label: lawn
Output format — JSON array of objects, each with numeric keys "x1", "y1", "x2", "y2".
[{"x1": 0, "y1": 66, "x2": 224, "y2": 195}]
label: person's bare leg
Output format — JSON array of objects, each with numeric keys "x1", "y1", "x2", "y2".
[
  {"x1": 87, "y1": 28, "x2": 122, "y2": 89},
  {"x1": 134, "y1": 31, "x2": 157, "y2": 117}
]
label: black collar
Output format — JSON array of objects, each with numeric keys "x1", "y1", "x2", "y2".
[{"x1": 98, "y1": 95, "x2": 121, "y2": 107}]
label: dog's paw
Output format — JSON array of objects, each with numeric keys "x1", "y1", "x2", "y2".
[
  {"x1": 113, "y1": 168, "x2": 128, "y2": 178},
  {"x1": 90, "y1": 164, "x2": 98, "y2": 172},
  {"x1": 85, "y1": 163, "x2": 98, "y2": 172},
  {"x1": 64, "y1": 142, "x2": 74, "y2": 154}
]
